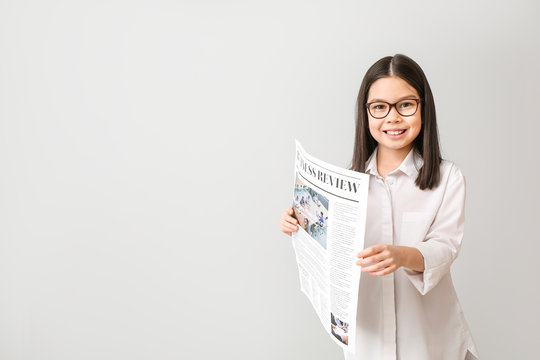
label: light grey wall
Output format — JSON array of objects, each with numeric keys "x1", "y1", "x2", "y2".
[{"x1": 1, "y1": 1, "x2": 538, "y2": 359}]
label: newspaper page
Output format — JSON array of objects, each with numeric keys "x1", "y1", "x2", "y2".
[{"x1": 291, "y1": 139, "x2": 369, "y2": 354}]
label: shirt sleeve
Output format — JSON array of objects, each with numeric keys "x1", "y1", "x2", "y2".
[{"x1": 403, "y1": 164, "x2": 466, "y2": 295}]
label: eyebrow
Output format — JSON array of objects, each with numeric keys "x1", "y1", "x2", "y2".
[{"x1": 367, "y1": 95, "x2": 418, "y2": 103}]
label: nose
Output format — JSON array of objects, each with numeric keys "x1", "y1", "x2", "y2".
[{"x1": 386, "y1": 104, "x2": 402, "y2": 122}]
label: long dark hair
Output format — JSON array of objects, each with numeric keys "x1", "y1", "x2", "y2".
[{"x1": 350, "y1": 54, "x2": 442, "y2": 190}]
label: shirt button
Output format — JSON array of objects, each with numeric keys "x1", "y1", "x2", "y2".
[{"x1": 387, "y1": 179, "x2": 394, "y2": 185}]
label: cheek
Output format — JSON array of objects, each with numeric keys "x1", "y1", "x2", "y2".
[
  {"x1": 368, "y1": 126, "x2": 379, "y2": 140},
  {"x1": 368, "y1": 119, "x2": 382, "y2": 137},
  {"x1": 410, "y1": 117, "x2": 422, "y2": 135}
]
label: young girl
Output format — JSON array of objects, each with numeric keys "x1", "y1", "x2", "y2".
[{"x1": 279, "y1": 54, "x2": 480, "y2": 360}]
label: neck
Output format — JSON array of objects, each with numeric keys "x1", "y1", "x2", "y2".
[{"x1": 376, "y1": 145, "x2": 413, "y2": 176}]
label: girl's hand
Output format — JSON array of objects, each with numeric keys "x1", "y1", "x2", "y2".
[
  {"x1": 280, "y1": 206, "x2": 299, "y2": 236},
  {"x1": 356, "y1": 244, "x2": 405, "y2": 276}
]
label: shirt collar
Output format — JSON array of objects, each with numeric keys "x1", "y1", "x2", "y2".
[{"x1": 365, "y1": 146, "x2": 424, "y2": 179}]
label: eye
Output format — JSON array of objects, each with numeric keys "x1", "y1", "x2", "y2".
[
  {"x1": 373, "y1": 103, "x2": 387, "y2": 110},
  {"x1": 399, "y1": 101, "x2": 414, "y2": 108}
]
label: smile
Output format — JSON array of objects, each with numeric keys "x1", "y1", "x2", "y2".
[{"x1": 383, "y1": 129, "x2": 407, "y2": 137}]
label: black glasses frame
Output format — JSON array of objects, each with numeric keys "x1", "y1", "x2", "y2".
[{"x1": 365, "y1": 98, "x2": 423, "y2": 119}]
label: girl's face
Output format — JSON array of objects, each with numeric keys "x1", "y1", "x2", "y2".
[{"x1": 366, "y1": 76, "x2": 422, "y2": 156}]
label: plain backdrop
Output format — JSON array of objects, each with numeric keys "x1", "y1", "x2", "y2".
[{"x1": 1, "y1": 1, "x2": 539, "y2": 359}]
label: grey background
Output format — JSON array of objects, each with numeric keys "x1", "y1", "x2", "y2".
[{"x1": 1, "y1": 1, "x2": 538, "y2": 359}]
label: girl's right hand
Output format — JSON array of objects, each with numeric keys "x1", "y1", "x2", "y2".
[{"x1": 280, "y1": 206, "x2": 299, "y2": 236}]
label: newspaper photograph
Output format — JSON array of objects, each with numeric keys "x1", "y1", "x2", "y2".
[{"x1": 291, "y1": 140, "x2": 369, "y2": 354}]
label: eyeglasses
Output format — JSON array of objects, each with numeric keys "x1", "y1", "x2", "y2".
[{"x1": 365, "y1": 98, "x2": 423, "y2": 119}]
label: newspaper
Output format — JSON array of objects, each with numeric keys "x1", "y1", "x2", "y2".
[{"x1": 291, "y1": 140, "x2": 369, "y2": 353}]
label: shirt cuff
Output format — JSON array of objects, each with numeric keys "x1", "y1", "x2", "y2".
[{"x1": 403, "y1": 241, "x2": 456, "y2": 296}]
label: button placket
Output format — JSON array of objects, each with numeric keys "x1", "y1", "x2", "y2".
[{"x1": 380, "y1": 179, "x2": 397, "y2": 360}]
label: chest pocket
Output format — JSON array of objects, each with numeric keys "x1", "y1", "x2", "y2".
[{"x1": 400, "y1": 211, "x2": 431, "y2": 245}]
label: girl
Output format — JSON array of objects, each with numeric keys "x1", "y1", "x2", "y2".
[{"x1": 279, "y1": 54, "x2": 480, "y2": 360}]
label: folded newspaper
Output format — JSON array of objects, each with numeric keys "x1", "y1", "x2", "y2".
[{"x1": 291, "y1": 140, "x2": 369, "y2": 354}]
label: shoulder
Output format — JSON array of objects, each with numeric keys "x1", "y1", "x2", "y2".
[
  {"x1": 440, "y1": 159, "x2": 464, "y2": 177},
  {"x1": 439, "y1": 159, "x2": 466, "y2": 190}
]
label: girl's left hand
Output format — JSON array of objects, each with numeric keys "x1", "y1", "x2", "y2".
[{"x1": 356, "y1": 244, "x2": 405, "y2": 276}]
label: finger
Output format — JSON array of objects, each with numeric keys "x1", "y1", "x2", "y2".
[
  {"x1": 282, "y1": 223, "x2": 298, "y2": 232},
  {"x1": 360, "y1": 258, "x2": 392, "y2": 273},
  {"x1": 357, "y1": 245, "x2": 381, "y2": 258},
  {"x1": 281, "y1": 218, "x2": 297, "y2": 228},
  {"x1": 286, "y1": 216, "x2": 298, "y2": 225},
  {"x1": 369, "y1": 264, "x2": 397, "y2": 276},
  {"x1": 356, "y1": 252, "x2": 385, "y2": 266},
  {"x1": 357, "y1": 244, "x2": 384, "y2": 258},
  {"x1": 280, "y1": 224, "x2": 294, "y2": 235},
  {"x1": 281, "y1": 210, "x2": 297, "y2": 222},
  {"x1": 281, "y1": 219, "x2": 299, "y2": 230}
]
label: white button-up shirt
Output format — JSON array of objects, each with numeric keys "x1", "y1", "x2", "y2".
[{"x1": 343, "y1": 146, "x2": 480, "y2": 360}]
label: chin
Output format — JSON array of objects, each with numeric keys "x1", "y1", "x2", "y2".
[{"x1": 379, "y1": 139, "x2": 415, "y2": 151}]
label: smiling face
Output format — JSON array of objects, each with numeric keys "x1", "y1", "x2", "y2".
[{"x1": 366, "y1": 76, "x2": 422, "y2": 157}]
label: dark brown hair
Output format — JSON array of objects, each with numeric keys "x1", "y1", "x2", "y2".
[{"x1": 350, "y1": 54, "x2": 442, "y2": 190}]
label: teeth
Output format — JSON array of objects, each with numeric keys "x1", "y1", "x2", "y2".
[{"x1": 387, "y1": 130, "x2": 405, "y2": 135}]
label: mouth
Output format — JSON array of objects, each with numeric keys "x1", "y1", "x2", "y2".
[{"x1": 383, "y1": 129, "x2": 407, "y2": 137}]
